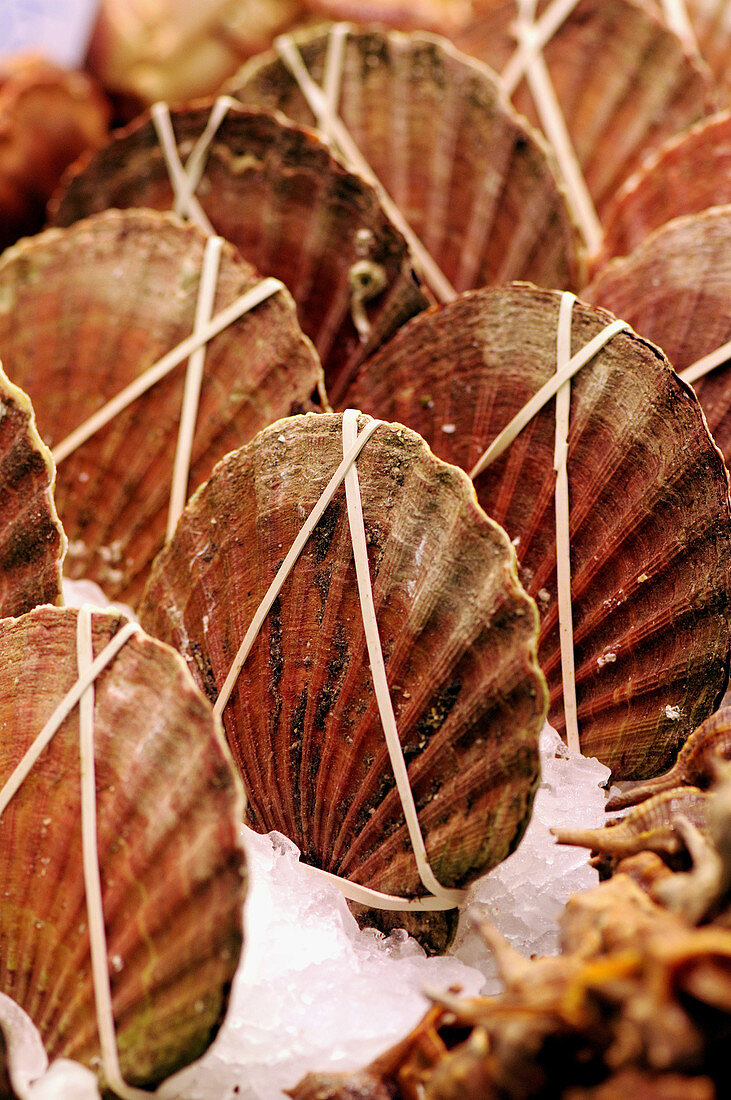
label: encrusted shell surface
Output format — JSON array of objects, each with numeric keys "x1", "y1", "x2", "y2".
[
  {"x1": 49, "y1": 102, "x2": 429, "y2": 403},
  {"x1": 586, "y1": 206, "x2": 731, "y2": 458},
  {"x1": 139, "y1": 412, "x2": 547, "y2": 950},
  {"x1": 0, "y1": 208, "x2": 324, "y2": 606},
  {"x1": 0, "y1": 605, "x2": 246, "y2": 1090},
  {"x1": 343, "y1": 284, "x2": 731, "y2": 777},
  {"x1": 598, "y1": 111, "x2": 731, "y2": 266},
  {"x1": 0, "y1": 366, "x2": 64, "y2": 620},
  {"x1": 230, "y1": 24, "x2": 584, "y2": 311}
]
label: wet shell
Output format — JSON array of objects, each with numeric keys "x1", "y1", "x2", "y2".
[
  {"x1": 343, "y1": 284, "x2": 731, "y2": 777},
  {"x1": 139, "y1": 412, "x2": 547, "y2": 951},
  {"x1": 230, "y1": 24, "x2": 584, "y2": 308},
  {"x1": 0, "y1": 605, "x2": 246, "y2": 1090},
  {"x1": 598, "y1": 111, "x2": 731, "y2": 266},
  {"x1": 0, "y1": 366, "x2": 64, "y2": 620},
  {"x1": 586, "y1": 206, "x2": 731, "y2": 459},
  {"x1": 49, "y1": 102, "x2": 429, "y2": 404},
  {"x1": 0, "y1": 207, "x2": 323, "y2": 606}
]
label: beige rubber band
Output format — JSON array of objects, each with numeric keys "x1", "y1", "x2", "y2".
[
  {"x1": 0, "y1": 610, "x2": 142, "y2": 1099},
  {"x1": 679, "y1": 339, "x2": 731, "y2": 386},
  {"x1": 170, "y1": 95, "x2": 240, "y2": 223},
  {"x1": 554, "y1": 293, "x2": 580, "y2": 754},
  {"x1": 150, "y1": 101, "x2": 213, "y2": 235},
  {"x1": 215, "y1": 413, "x2": 464, "y2": 911},
  {"x1": 502, "y1": 0, "x2": 582, "y2": 94},
  {"x1": 52, "y1": 277, "x2": 285, "y2": 465},
  {"x1": 166, "y1": 235, "x2": 223, "y2": 541},
  {"x1": 660, "y1": 0, "x2": 697, "y2": 51},
  {"x1": 274, "y1": 29, "x2": 458, "y2": 304}
]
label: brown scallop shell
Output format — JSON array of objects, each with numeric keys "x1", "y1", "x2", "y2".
[
  {"x1": 49, "y1": 102, "x2": 429, "y2": 404},
  {"x1": 0, "y1": 605, "x2": 246, "y2": 1090},
  {"x1": 0, "y1": 366, "x2": 64, "y2": 620},
  {"x1": 0, "y1": 207, "x2": 323, "y2": 606},
  {"x1": 598, "y1": 111, "x2": 731, "y2": 266},
  {"x1": 586, "y1": 206, "x2": 731, "y2": 459},
  {"x1": 303, "y1": 0, "x2": 713, "y2": 226},
  {"x1": 139, "y1": 412, "x2": 547, "y2": 951},
  {"x1": 229, "y1": 25, "x2": 584, "y2": 303},
  {"x1": 342, "y1": 284, "x2": 731, "y2": 778}
]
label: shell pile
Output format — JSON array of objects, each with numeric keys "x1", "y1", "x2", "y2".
[{"x1": 1, "y1": 0, "x2": 731, "y2": 1092}]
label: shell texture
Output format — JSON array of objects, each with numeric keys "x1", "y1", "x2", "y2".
[
  {"x1": 139, "y1": 412, "x2": 547, "y2": 949},
  {"x1": 343, "y1": 284, "x2": 731, "y2": 778},
  {"x1": 230, "y1": 24, "x2": 584, "y2": 313},
  {"x1": 303, "y1": 0, "x2": 713, "y2": 222},
  {"x1": 0, "y1": 605, "x2": 247, "y2": 1089},
  {"x1": 0, "y1": 365, "x2": 64, "y2": 620},
  {"x1": 49, "y1": 102, "x2": 429, "y2": 404},
  {"x1": 586, "y1": 206, "x2": 731, "y2": 459},
  {"x1": 598, "y1": 111, "x2": 731, "y2": 266},
  {"x1": 0, "y1": 208, "x2": 324, "y2": 606}
]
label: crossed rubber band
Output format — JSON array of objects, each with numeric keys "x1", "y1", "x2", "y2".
[
  {"x1": 0, "y1": 610, "x2": 145, "y2": 1100},
  {"x1": 470, "y1": 298, "x2": 630, "y2": 754},
  {"x1": 214, "y1": 411, "x2": 465, "y2": 912}
]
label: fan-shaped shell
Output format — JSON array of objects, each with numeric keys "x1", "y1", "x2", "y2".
[
  {"x1": 586, "y1": 207, "x2": 731, "y2": 459},
  {"x1": 342, "y1": 284, "x2": 731, "y2": 778},
  {"x1": 230, "y1": 24, "x2": 584, "y2": 308},
  {"x1": 0, "y1": 208, "x2": 324, "y2": 606},
  {"x1": 49, "y1": 102, "x2": 429, "y2": 404},
  {"x1": 0, "y1": 366, "x2": 64, "y2": 620},
  {"x1": 0, "y1": 605, "x2": 246, "y2": 1090},
  {"x1": 139, "y1": 412, "x2": 547, "y2": 951},
  {"x1": 303, "y1": 1, "x2": 712, "y2": 224},
  {"x1": 598, "y1": 111, "x2": 731, "y2": 266}
]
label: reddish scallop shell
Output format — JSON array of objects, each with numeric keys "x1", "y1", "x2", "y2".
[
  {"x1": 139, "y1": 412, "x2": 547, "y2": 951},
  {"x1": 229, "y1": 24, "x2": 584, "y2": 310},
  {"x1": 0, "y1": 207, "x2": 323, "y2": 606},
  {"x1": 586, "y1": 206, "x2": 731, "y2": 460},
  {"x1": 0, "y1": 605, "x2": 246, "y2": 1090},
  {"x1": 0, "y1": 366, "x2": 64, "y2": 620},
  {"x1": 342, "y1": 284, "x2": 731, "y2": 778},
  {"x1": 49, "y1": 102, "x2": 429, "y2": 403},
  {"x1": 598, "y1": 111, "x2": 731, "y2": 266}
]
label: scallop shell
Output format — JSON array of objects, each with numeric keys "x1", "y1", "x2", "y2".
[
  {"x1": 138, "y1": 412, "x2": 547, "y2": 951},
  {"x1": 598, "y1": 111, "x2": 731, "y2": 266},
  {"x1": 342, "y1": 284, "x2": 731, "y2": 778},
  {"x1": 0, "y1": 366, "x2": 64, "y2": 620},
  {"x1": 303, "y1": 0, "x2": 712, "y2": 226},
  {"x1": 49, "y1": 102, "x2": 429, "y2": 405},
  {"x1": 0, "y1": 207, "x2": 323, "y2": 606},
  {"x1": 586, "y1": 206, "x2": 731, "y2": 459},
  {"x1": 229, "y1": 25, "x2": 584, "y2": 300},
  {"x1": 0, "y1": 605, "x2": 246, "y2": 1090}
]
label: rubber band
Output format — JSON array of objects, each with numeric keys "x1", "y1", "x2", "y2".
[
  {"x1": 0, "y1": 610, "x2": 142, "y2": 1099},
  {"x1": 52, "y1": 277, "x2": 285, "y2": 465},
  {"x1": 274, "y1": 29, "x2": 458, "y2": 304},
  {"x1": 169, "y1": 95, "x2": 240, "y2": 223},
  {"x1": 214, "y1": 413, "x2": 465, "y2": 911},
  {"x1": 554, "y1": 293, "x2": 580, "y2": 754},
  {"x1": 660, "y1": 0, "x2": 697, "y2": 51},
  {"x1": 167, "y1": 235, "x2": 223, "y2": 541},
  {"x1": 679, "y1": 339, "x2": 731, "y2": 386},
  {"x1": 150, "y1": 102, "x2": 213, "y2": 236},
  {"x1": 502, "y1": 0, "x2": 582, "y2": 94}
]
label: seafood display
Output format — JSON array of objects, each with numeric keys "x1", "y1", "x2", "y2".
[
  {"x1": 230, "y1": 23, "x2": 584, "y2": 314},
  {"x1": 49, "y1": 101, "x2": 429, "y2": 401},
  {"x1": 139, "y1": 412, "x2": 547, "y2": 950},
  {"x1": 0, "y1": 366, "x2": 64, "y2": 620},
  {"x1": 343, "y1": 284, "x2": 731, "y2": 776},
  {"x1": 0, "y1": 207, "x2": 323, "y2": 605},
  {"x1": 0, "y1": 605, "x2": 247, "y2": 1090}
]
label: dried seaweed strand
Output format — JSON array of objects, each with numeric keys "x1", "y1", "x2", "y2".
[
  {"x1": 167, "y1": 234, "x2": 223, "y2": 540},
  {"x1": 554, "y1": 292, "x2": 579, "y2": 753},
  {"x1": 52, "y1": 277, "x2": 285, "y2": 465},
  {"x1": 0, "y1": 611, "x2": 142, "y2": 1098},
  {"x1": 214, "y1": 415, "x2": 465, "y2": 912},
  {"x1": 274, "y1": 27, "x2": 458, "y2": 303},
  {"x1": 679, "y1": 339, "x2": 731, "y2": 386},
  {"x1": 503, "y1": 0, "x2": 603, "y2": 255}
]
